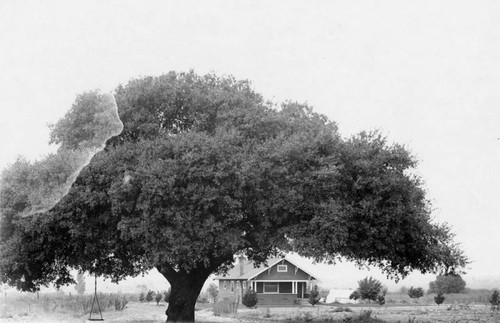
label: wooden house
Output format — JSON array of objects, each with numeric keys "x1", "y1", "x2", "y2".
[{"x1": 215, "y1": 257, "x2": 319, "y2": 305}]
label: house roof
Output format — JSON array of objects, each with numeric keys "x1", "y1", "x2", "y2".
[{"x1": 214, "y1": 257, "x2": 319, "y2": 281}]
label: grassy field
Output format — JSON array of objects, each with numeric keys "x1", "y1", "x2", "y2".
[{"x1": 1, "y1": 290, "x2": 500, "y2": 322}]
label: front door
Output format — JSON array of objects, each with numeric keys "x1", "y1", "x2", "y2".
[{"x1": 297, "y1": 282, "x2": 303, "y2": 298}]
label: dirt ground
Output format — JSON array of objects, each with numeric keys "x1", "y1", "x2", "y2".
[{"x1": 2, "y1": 302, "x2": 500, "y2": 322}]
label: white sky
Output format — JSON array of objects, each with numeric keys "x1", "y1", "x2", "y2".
[{"x1": 1, "y1": 0, "x2": 499, "y2": 290}]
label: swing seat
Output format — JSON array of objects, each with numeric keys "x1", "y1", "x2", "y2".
[{"x1": 88, "y1": 319, "x2": 104, "y2": 321}]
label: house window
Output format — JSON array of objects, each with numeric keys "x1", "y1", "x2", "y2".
[
  {"x1": 230, "y1": 281, "x2": 234, "y2": 292},
  {"x1": 236, "y1": 281, "x2": 241, "y2": 289},
  {"x1": 256, "y1": 282, "x2": 264, "y2": 293},
  {"x1": 264, "y1": 282, "x2": 278, "y2": 293},
  {"x1": 279, "y1": 282, "x2": 292, "y2": 293},
  {"x1": 223, "y1": 281, "x2": 227, "y2": 290},
  {"x1": 277, "y1": 265, "x2": 288, "y2": 272},
  {"x1": 243, "y1": 281, "x2": 247, "y2": 289}
]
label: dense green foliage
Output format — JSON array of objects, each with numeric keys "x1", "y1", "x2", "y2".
[
  {"x1": 408, "y1": 286, "x2": 424, "y2": 299},
  {"x1": 354, "y1": 277, "x2": 385, "y2": 303},
  {"x1": 242, "y1": 288, "x2": 258, "y2": 308},
  {"x1": 434, "y1": 292, "x2": 445, "y2": 305},
  {"x1": 490, "y1": 290, "x2": 499, "y2": 310},
  {"x1": 145, "y1": 290, "x2": 154, "y2": 303},
  {"x1": 309, "y1": 285, "x2": 321, "y2": 306},
  {"x1": 0, "y1": 71, "x2": 468, "y2": 321},
  {"x1": 349, "y1": 290, "x2": 361, "y2": 301},
  {"x1": 429, "y1": 275, "x2": 466, "y2": 294},
  {"x1": 155, "y1": 291, "x2": 163, "y2": 305}
]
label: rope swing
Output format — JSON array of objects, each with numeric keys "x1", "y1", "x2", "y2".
[{"x1": 88, "y1": 274, "x2": 104, "y2": 321}]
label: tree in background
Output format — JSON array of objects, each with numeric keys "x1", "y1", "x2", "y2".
[
  {"x1": 434, "y1": 292, "x2": 445, "y2": 306},
  {"x1": 408, "y1": 286, "x2": 424, "y2": 299},
  {"x1": 146, "y1": 290, "x2": 154, "y2": 303},
  {"x1": 74, "y1": 272, "x2": 85, "y2": 295},
  {"x1": 242, "y1": 288, "x2": 258, "y2": 308},
  {"x1": 155, "y1": 291, "x2": 163, "y2": 305},
  {"x1": 490, "y1": 290, "x2": 499, "y2": 310},
  {"x1": 349, "y1": 290, "x2": 361, "y2": 301},
  {"x1": 0, "y1": 71, "x2": 468, "y2": 322},
  {"x1": 207, "y1": 283, "x2": 219, "y2": 304},
  {"x1": 139, "y1": 292, "x2": 145, "y2": 303},
  {"x1": 428, "y1": 275, "x2": 466, "y2": 294},
  {"x1": 355, "y1": 277, "x2": 385, "y2": 303},
  {"x1": 309, "y1": 285, "x2": 320, "y2": 306}
]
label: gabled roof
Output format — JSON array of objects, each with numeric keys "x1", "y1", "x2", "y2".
[{"x1": 214, "y1": 257, "x2": 318, "y2": 281}]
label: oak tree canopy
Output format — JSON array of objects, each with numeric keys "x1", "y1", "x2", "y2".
[{"x1": 0, "y1": 71, "x2": 467, "y2": 322}]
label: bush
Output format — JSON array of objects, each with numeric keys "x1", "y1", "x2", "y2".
[
  {"x1": 434, "y1": 292, "x2": 445, "y2": 306},
  {"x1": 145, "y1": 290, "x2": 154, "y2": 303},
  {"x1": 408, "y1": 287, "x2": 424, "y2": 299},
  {"x1": 309, "y1": 285, "x2": 320, "y2": 306},
  {"x1": 113, "y1": 295, "x2": 128, "y2": 311},
  {"x1": 429, "y1": 275, "x2": 466, "y2": 294},
  {"x1": 377, "y1": 295, "x2": 385, "y2": 305},
  {"x1": 490, "y1": 290, "x2": 500, "y2": 310},
  {"x1": 349, "y1": 290, "x2": 361, "y2": 301},
  {"x1": 155, "y1": 291, "x2": 163, "y2": 305},
  {"x1": 355, "y1": 277, "x2": 385, "y2": 303},
  {"x1": 139, "y1": 292, "x2": 145, "y2": 303},
  {"x1": 242, "y1": 288, "x2": 258, "y2": 308}
]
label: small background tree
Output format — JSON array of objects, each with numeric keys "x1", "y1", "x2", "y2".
[
  {"x1": 139, "y1": 292, "x2": 145, "y2": 303},
  {"x1": 242, "y1": 288, "x2": 258, "y2": 308},
  {"x1": 207, "y1": 283, "x2": 219, "y2": 304},
  {"x1": 155, "y1": 291, "x2": 163, "y2": 305},
  {"x1": 408, "y1": 287, "x2": 424, "y2": 299},
  {"x1": 490, "y1": 290, "x2": 500, "y2": 310},
  {"x1": 146, "y1": 290, "x2": 154, "y2": 303},
  {"x1": 429, "y1": 275, "x2": 466, "y2": 294},
  {"x1": 357, "y1": 277, "x2": 384, "y2": 303},
  {"x1": 434, "y1": 292, "x2": 445, "y2": 306},
  {"x1": 309, "y1": 285, "x2": 320, "y2": 306}
]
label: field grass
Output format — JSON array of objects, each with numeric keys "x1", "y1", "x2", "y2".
[{"x1": 1, "y1": 290, "x2": 499, "y2": 322}]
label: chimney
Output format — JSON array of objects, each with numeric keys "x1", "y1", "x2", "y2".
[{"x1": 239, "y1": 255, "x2": 245, "y2": 276}]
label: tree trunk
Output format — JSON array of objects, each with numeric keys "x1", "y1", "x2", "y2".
[{"x1": 164, "y1": 270, "x2": 209, "y2": 322}]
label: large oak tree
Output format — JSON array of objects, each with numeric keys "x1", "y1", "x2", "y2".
[{"x1": 0, "y1": 71, "x2": 467, "y2": 322}]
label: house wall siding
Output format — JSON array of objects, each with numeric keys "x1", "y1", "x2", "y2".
[
  {"x1": 254, "y1": 260, "x2": 310, "y2": 281},
  {"x1": 257, "y1": 293, "x2": 298, "y2": 305}
]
